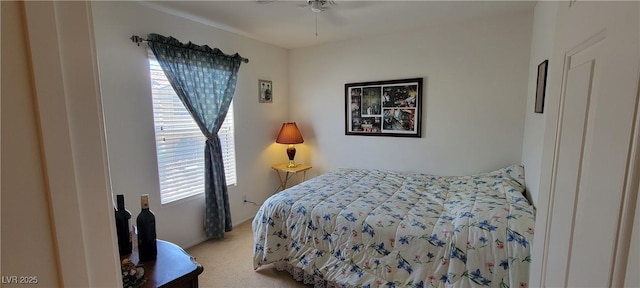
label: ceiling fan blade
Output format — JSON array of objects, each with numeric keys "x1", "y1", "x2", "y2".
[{"x1": 321, "y1": 0, "x2": 334, "y2": 9}]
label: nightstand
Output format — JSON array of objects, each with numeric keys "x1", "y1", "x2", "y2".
[
  {"x1": 124, "y1": 240, "x2": 203, "y2": 288},
  {"x1": 272, "y1": 163, "x2": 312, "y2": 192}
]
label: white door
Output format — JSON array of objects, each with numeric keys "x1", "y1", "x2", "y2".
[{"x1": 536, "y1": 1, "x2": 639, "y2": 287}]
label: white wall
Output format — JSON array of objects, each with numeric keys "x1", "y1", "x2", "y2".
[
  {"x1": 523, "y1": 3, "x2": 559, "y2": 285},
  {"x1": 289, "y1": 11, "x2": 533, "y2": 176},
  {"x1": 92, "y1": 2, "x2": 290, "y2": 247},
  {"x1": 1, "y1": 2, "x2": 61, "y2": 286},
  {"x1": 626, "y1": 6, "x2": 640, "y2": 283},
  {"x1": 520, "y1": 1, "x2": 558, "y2": 207}
]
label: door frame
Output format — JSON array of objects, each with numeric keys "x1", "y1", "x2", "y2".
[{"x1": 23, "y1": 1, "x2": 121, "y2": 286}]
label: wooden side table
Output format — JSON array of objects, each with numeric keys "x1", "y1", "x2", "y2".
[
  {"x1": 272, "y1": 163, "x2": 312, "y2": 192},
  {"x1": 124, "y1": 240, "x2": 203, "y2": 288}
]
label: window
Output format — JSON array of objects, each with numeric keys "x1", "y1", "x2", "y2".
[{"x1": 148, "y1": 51, "x2": 237, "y2": 204}]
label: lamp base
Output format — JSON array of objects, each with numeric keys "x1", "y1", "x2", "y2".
[{"x1": 286, "y1": 145, "x2": 297, "y2": 168}]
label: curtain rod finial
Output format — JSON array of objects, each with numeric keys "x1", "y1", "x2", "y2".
[{"x1": 130, "y1": 35, "x2": 144, "y2": 46}]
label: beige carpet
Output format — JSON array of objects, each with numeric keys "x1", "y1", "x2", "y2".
[{"x1": 187, "y1": 220, "x2": 308, "y2": 288}]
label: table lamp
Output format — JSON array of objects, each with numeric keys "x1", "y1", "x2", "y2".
[{"x1": 276, "y1": 122, "x2": 304, "y2": 168}]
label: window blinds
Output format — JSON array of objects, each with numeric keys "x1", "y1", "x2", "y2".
[{"x1": 148, "y1": 52, "x2": 237, "y2": 204}]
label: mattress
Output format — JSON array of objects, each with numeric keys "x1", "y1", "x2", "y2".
[{"x1": 253, "y1": 165, "x2": 534, "y2": 287}]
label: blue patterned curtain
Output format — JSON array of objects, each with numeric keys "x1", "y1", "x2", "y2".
[{"x1": 147, "y1": 33, "x2": 243, "y2": 239}]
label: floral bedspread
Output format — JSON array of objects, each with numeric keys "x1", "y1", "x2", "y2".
[{"x1": 253, "y1": 166, "x2": 535, "y2": 287}]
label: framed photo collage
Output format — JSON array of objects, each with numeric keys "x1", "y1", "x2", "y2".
[{"x1": 345, "y1": 78, "x2": 423, "y2": 137}]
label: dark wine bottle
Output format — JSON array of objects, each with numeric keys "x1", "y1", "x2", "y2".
[
  {"x1": 114, "y1": 194, "x2": 132, "y2": 256},
  {"x1": 136, "y1": 194, "x2": 157, "y2": 261}
]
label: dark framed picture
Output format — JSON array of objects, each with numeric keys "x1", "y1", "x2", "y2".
[
  {"x1": 535, "y1": 60, "x2": 548, "y2": 113},
  {"x1": 345, "y1": 78, "x2": 423, "y2": 137},
  {"x1": 259, "y1": 79, "x2": 273, "y2": 103}
]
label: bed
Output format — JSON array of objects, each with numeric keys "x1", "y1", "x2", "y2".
[{"x1": 253, "y1": 165, "x2": 534, "y2": 287}]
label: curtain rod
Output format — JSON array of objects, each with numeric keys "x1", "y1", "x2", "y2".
[{"x1": 130, "y1": 35, "x2": 249, "y2": 63}]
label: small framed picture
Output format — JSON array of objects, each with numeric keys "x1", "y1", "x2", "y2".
[
  {"x1": 535, "y1": 60, "x2": 548, "y2": 113},
  {"x1": 258, "y1": 79, "x2": 273, "y2": 103}
]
